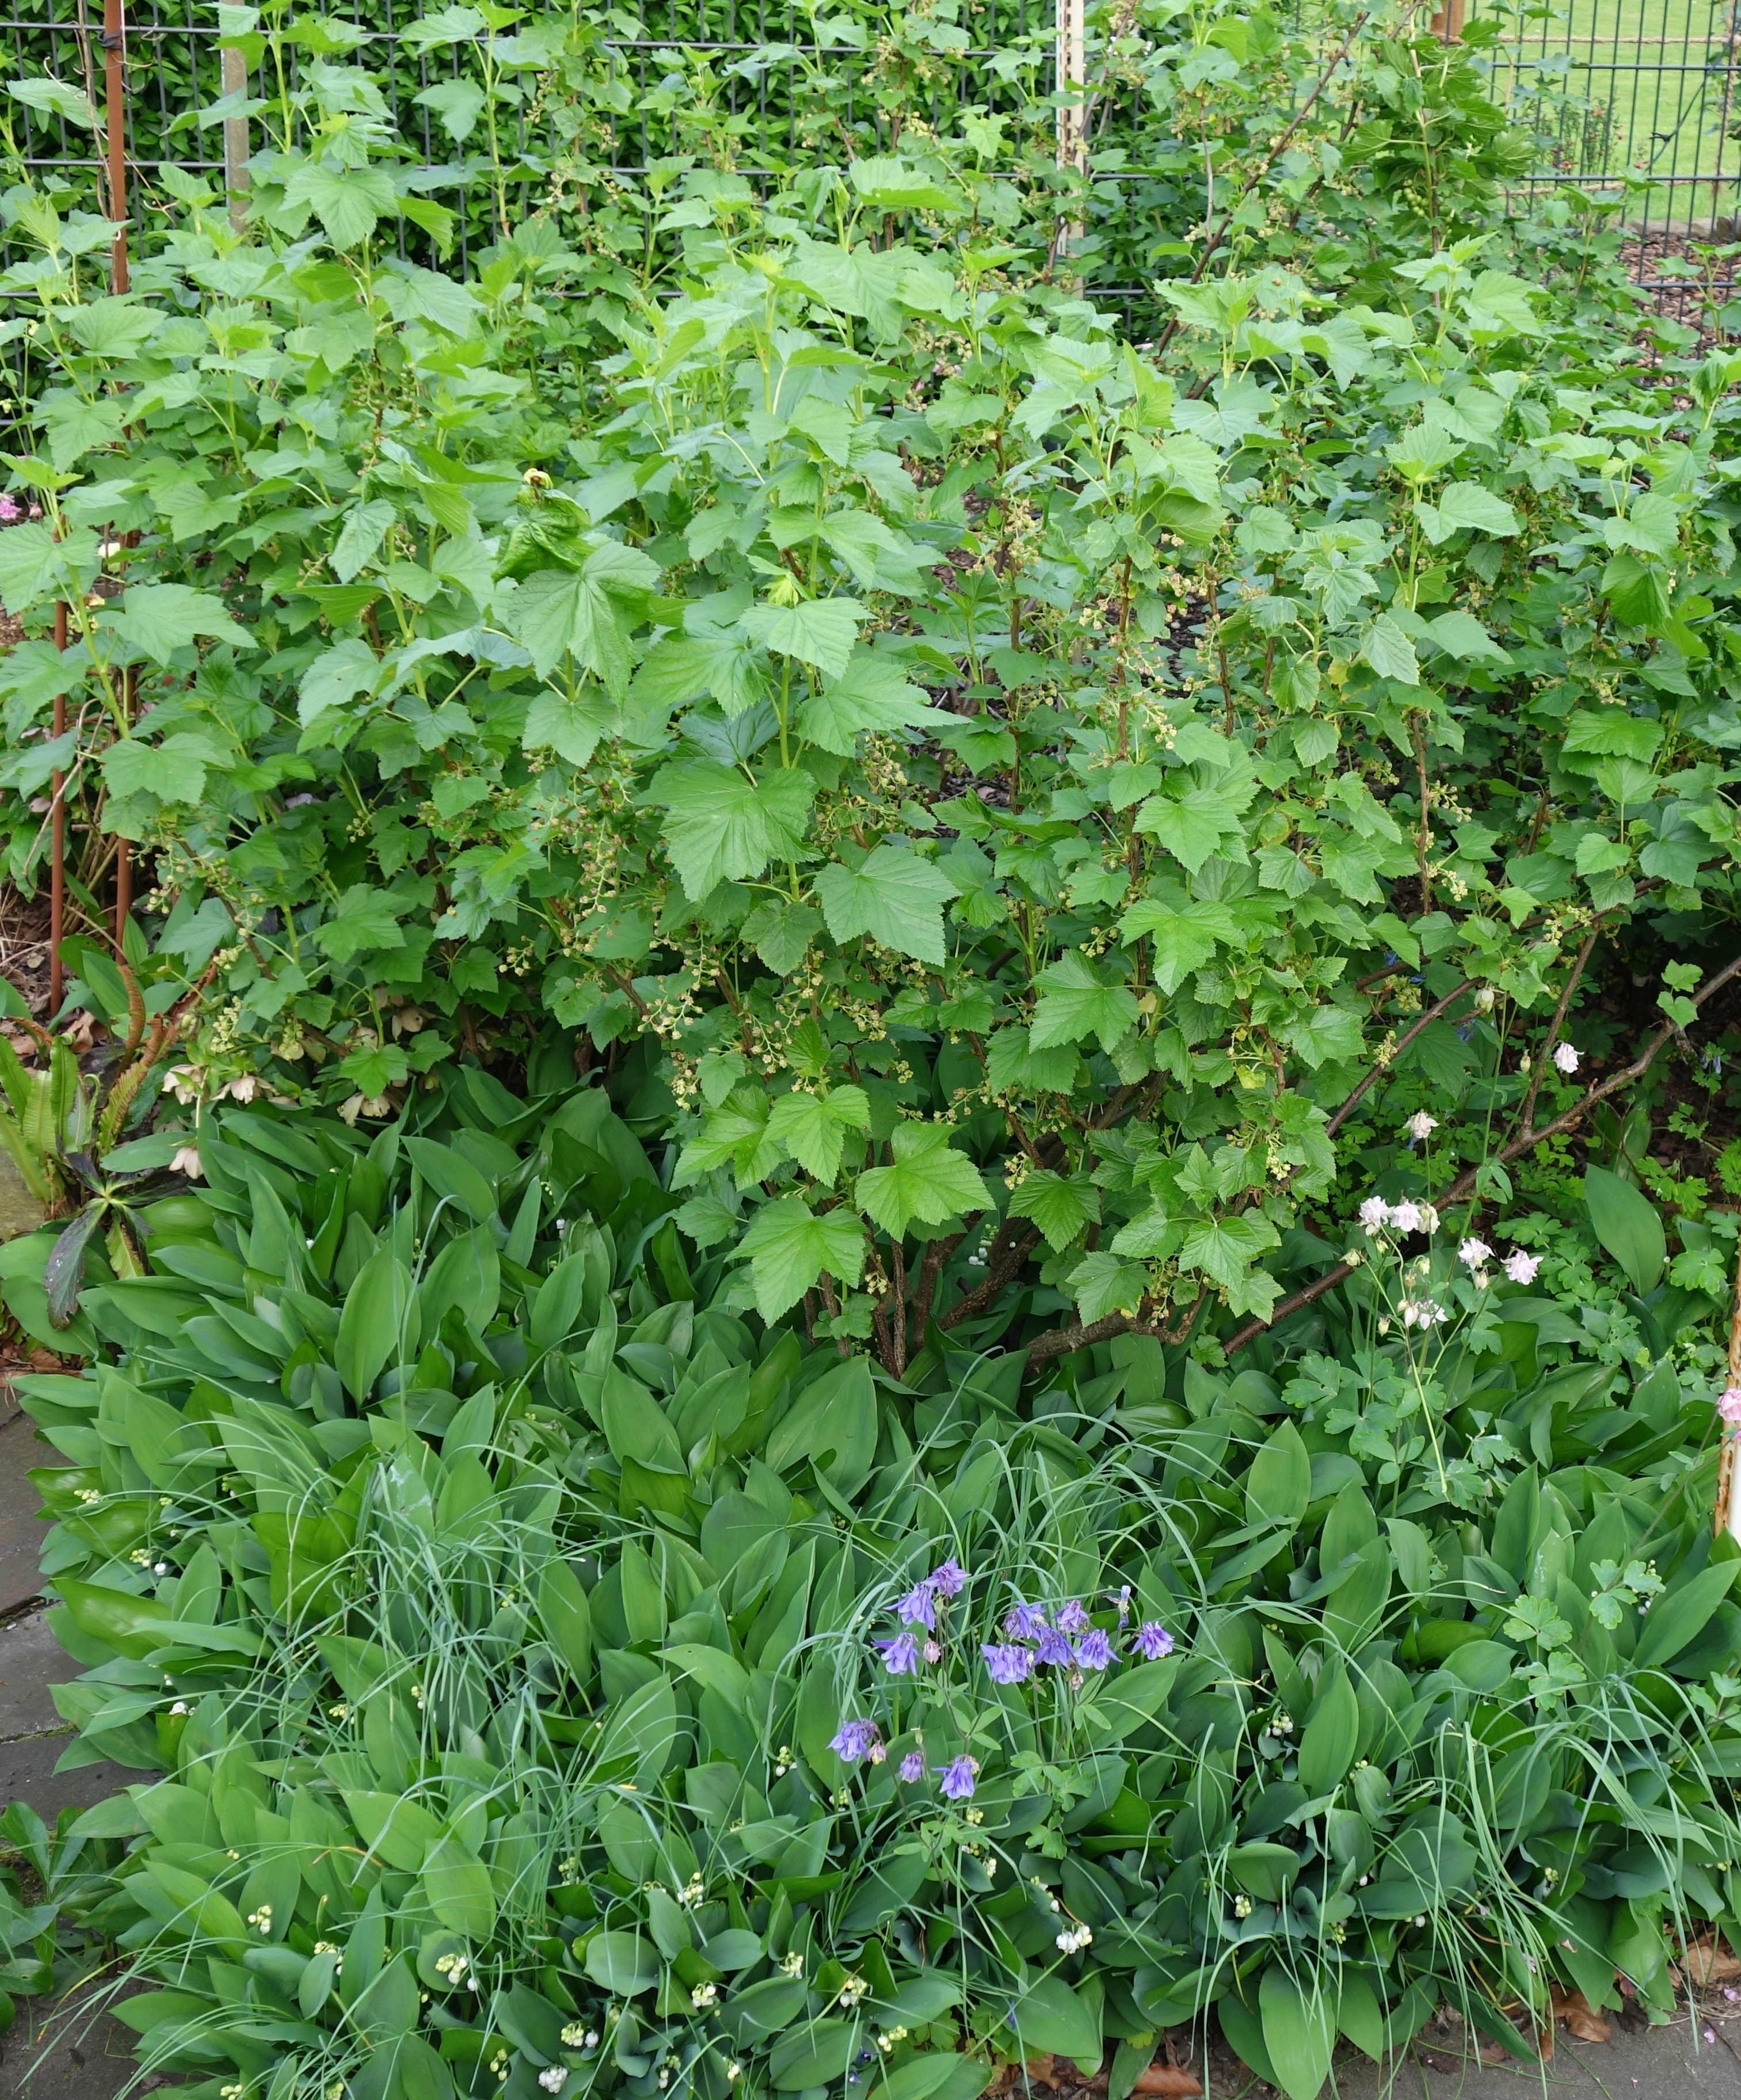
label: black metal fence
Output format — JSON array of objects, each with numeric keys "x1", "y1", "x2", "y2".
[{"x1": 3, "y1": 0, "x2": 1740, "y2": 305}]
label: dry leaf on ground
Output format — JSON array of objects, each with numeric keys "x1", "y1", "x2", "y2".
[
  {"x1": 1550, "y1": 1985, "x2": 1614, "y2": 2044},
  {"x1": 1129, "y1": 2068, "x2": 1202, "y2": 2097},
  {"x1": 1686, "y1": 1939, "x2": 1741, "y2": 1987}
]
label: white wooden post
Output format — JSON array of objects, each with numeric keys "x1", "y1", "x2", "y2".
[{"x1": 1056, "y1": 0, "x2": 1085, "y2": 257}]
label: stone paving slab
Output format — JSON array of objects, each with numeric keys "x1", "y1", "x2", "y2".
[{"x1": 0, "y1": 1410, "x2": 63, "y2": 1620}]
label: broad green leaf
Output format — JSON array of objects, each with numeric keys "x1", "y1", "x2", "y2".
[
  {"x1": 1296, "y1": 1667, "x2": 1359, "y2": 1791},
  {"x1": 98, "y1": 584, "x2": 251, "y2": 664},
  {"x1": 9, "y1": 76, "x2": 96, "y2": 127},
  {"x1": 1259, "y1": 1964, "x2": 1335, "y2": 2100},
  {"x1": 1584, "y1": 1165, "x2": 1664, "y2": 1295},
  {"x1": 856, "y1": 1124, "x2": 989, "y2": 1238},
  {"x1": 413, "y1": 77, "x2": 487, "y2": 142},
  {"x1": 1359, "y1": 614, "x2": 1419, "y2": 686},
  {"x1": 1633, "y1": 1561, "x2": 1739, "y2": 1669},
  {"x1": 524, "y1": 688, "x2": 616, "y2": 764},
  {"x1": 742, "y1": 596, "x2": 864, "y2": 678},
  {"x1": 405, "y1": 1137, "x2": 497, "y2": 1223},
  {"x1": 336, "y1": 1248, "x2": 415, "y2": 1400},
  {"x1": 1244, "y1": 1420, "x2": 1311, "y2": 1528},
  {"x1": 766, "y1": 1085, "x2": 871, "y2": 1181},
  {"x1": 282, "y1": 159, "x2": 396, "y2": 248},
  {"x1": 502, "y1": 541, "x2": 661, "y2": 690},
  {"x1": 101, "y1": 732, "x2": 226, "y2": 806},
  {"x1": 1030, "y1": 953, "x2": 1140, "y2": 1051},
  {"x1": 737, "y1": 1196, "x2": 866, "y2": 1319},
  {"x1": 1068, "y1": 1250, "x2": 1148, "y2": 1322},
  {"x1": 421, "y1": 1836, "x2": 496, "y2": 1936},
  {"x1": 313, "y1": 885, "x2": 407, "y2": 962},
  {"x1": 330, "y1": 500, "x2": 397, "y2": 583},
  {"x1": 584, "y1": 1930, "x2": 660, "y2": 1995},
  {"x1": 538, "y1": 1560, "x2": 592, "y2": 1681},
  {"x1": 1009, "y1": 1975, "x2": 1101, "y2": 2065},
  {"x1": 1178, "y1": 1212, "x2": 1280, "y2": 1289},
  {"x1": 741, "y1": 898, "x2": 822, "y2": 974},
  {"x1": 875, "y1": 2055, "x2": 992, "y2": 2100},
  {"x1": 649, "y1": 761, "x2": 814, "y2": 900},
  {"x1": 797, "y1": 651, "x2": 944, "y2": 754},
  {"x1": 1117, "y1": 899, "x2": 1230, "y2": 992},
  {"x1": 1135, "y1": 776, "x2": 1255, "y2": 872},
  {"x1": 813, "y1": 844, "x2": 958, "y2": 964},
  {"x1": 1007, "y1": 1169, "x2": 1099, "y2": 1249},
  {"x1": 300, "y1": 638, "x2": 381, "y2": 724}
]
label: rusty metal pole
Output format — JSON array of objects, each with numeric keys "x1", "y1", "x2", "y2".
[
  {"x1": 102, "y1": 0, "x2": 127, "y2": 293},
  {"x1": 102, "y1": 0, "x2": 129, "y2": 954},
  {"x1": 49, "y1": 600, "x2": 66, "y2": 1014}
]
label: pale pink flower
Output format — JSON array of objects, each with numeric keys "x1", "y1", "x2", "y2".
[
  {"x1": 170, "y1": 1146, "x2": 202, "y2": 1179},
  {"x1": 1388, "y1": 1201, "x2": 1423, "y2": 1234},
  {"x1": 1458, "y1": 1238, "x2": 1491, "y2": 1271},
  {"x1": 1358, "y1": 1196, "x2": 1390, "y2": 1233},
  {"x1": 1503, "y1": 1249, "x2": 1541, "y2": 1286},
  {"x1": 1719, "y1": 1388, "x2": 1741, "y2": 1426},
  {"x1": 1553, "y1": 1042, "x2": 1580, "y2": 1075}
]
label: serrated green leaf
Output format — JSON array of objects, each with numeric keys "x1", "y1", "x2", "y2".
[
  {"x1": 813, "y1": 844, "x2": 957, "y2": 964},
  {"x1": 736, "y1": 1196, "x2": 865, "y2": 1319},
  {"x1": 856, "y1": 1123, "x2": 989, "y2": 1239}
]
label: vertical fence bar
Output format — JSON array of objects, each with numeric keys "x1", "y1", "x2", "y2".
[{"x1": 222, "y1": 43, "x2": 249, "y2": 230}]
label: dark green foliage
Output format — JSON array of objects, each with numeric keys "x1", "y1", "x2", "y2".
[{"x1": 9, "y1": 1081, "x2": 1741, "y2": 2100}]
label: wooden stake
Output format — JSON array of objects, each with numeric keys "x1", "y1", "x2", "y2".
[
  {"x1": 220, "y1": 44, "x2": 250, "y2": 231},
  {"x1": 1055, "y1": 0, "x2": 1085, "y2": 257},
  {"x1": 1719, "y1": 1228, "x2": 1741, "y2": 1540},
  {"x1": 102, "y1": 0, "x2": 127, "y2": 293},
  {"x1": 49, "y1": 600, "x2": 66, "y2": 1015}
]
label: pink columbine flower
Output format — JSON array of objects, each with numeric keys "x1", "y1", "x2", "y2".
[
  {"x1": 1359, "y1": 1197, "x2": 1390, "y2": 1234},
  {"x1": 1458, "y1": 1238, "x2": 1491, "y2": 1271},
  {"x1": 1719, "y1": 1388, "x2": 1741, "y2": 1426},
  {"x1": 1503, "y1": 1249, "x2": 1541, "y2": 1286},
  {"x1": 1553, "y1": 1043, "x2": 1580, "y2": 1074},
  {"x1": 1389, "y1": 1201, "x2": 1423, "y2": 1234}
]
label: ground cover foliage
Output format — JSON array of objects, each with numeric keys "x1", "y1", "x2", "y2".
[
  {"x1": 7, "y1": 1079, "x2": 1741, "y2": 2100},
  {"x1": 3, "y1": 1, "x2": 1741, "y2": 2095}
]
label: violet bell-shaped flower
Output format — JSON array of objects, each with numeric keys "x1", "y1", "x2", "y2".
[
  {"x1": 876, "y1": 1633, "x2": 920, "y2": 1676},
  {"x1": 981, "y1": 1642, "x2": 1035, "y2": 1686}
]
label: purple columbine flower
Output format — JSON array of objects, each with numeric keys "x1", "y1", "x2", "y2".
[
  {"x1": 829, "y1": 1718, "x2": 882, "y2": 1763},
  {"x1": 981, "y1": 1642, "x2": 1035, "y2": 1686},
  {"x1": 937, "y1": 1756, "x2": 978, "y2": 1801},
  {"x1": 930, "y1": 1558, "x2": 966, "y2": 1599},
  {"x1": 1003, "y1": 1603, "x2": 1047, "y2": 1639},
  {"x1": 898, "y1": 1751, "x2": 925, "y2": 1783},
  {"x1": 896, "y1": 1584, "x2": 937, "y2": 1630},
  {"x1": 1075, "y1": 1629, "x2": 1115, "y2": 1671},
  {"x1": 877, "y1": 1633, "x2": 920, "y2": 1676},
  {"x1": 1106, "y1": 1585, "x2": 1132, "y2": 1626},
  {"x1": 1134, "y1": 1622, "x2": 1174, "y2": 1660},
  {"x1": 1035, "y1": 1627, "x2": 1076, "y2": 1667},
  {"x1": 1054, "y1": 1600, "x2": 1091, "y2": 1634}
]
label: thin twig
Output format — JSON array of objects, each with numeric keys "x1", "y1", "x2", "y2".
[
  {"x1": 1149, "y1": 9, "x2": 1372, "y2": 360},
  {"x1": 1220, "y1": 946, "x2": 1741, "y2": 1357},
  {"x1": 1325, "y1": 981, "x2": 1468, "y2": 1139},
  {"x1": 1515, "y1": 923, "x2": 1601, "y2": 1141}
]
